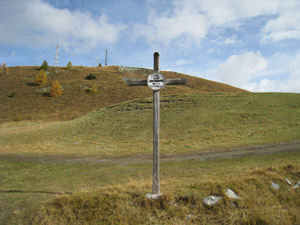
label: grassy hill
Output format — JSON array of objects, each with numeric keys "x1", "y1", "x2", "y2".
[
  {"x1": 1, "y1": 93, "x2": 300, "y2": 157},
  {"x1": 0, "y1": 66, "x2": 246, "y2": 122},
  {"x1": 1, "y1": 66, "x2": 300, "y2": 224}
]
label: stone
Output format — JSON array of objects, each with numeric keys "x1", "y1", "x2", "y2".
[
  {"x1": 203, "y1": 195, "x2": 222, "y2": 206},
  {"x1": 286, "y1": 178, "x2": 292, "y2": 185},
  {"x1": 271, "y1": 182, "x2": 280, "y2": 190},
  {"x1": 186, "y1": 214, "x2": 194, "y2": 220},
  {"x1": 225, "y1": 189, "x2": 240, "y2": 199},
  {"x1": 293, "y1": 184, "x2": 299, "y2": 189}
]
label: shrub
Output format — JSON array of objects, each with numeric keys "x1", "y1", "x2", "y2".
[
  {"x1": 40, "y1": 60, "x2": 49, "y2": 71},
  {"x1": 35, "y1": 70, "x2": 47, "y2": 86},
  {"x1": 98, "y1": 63, "x2": 102, "y2": 67},
  {"x1": 90, "y1": 84, "x2": 98, "y2": 93},
  {"x1": 66, "y1": 61, "x2": 73, "y2": 70},
  {"x1": 15, "y1": 114, "x2": 21, "y2": 121},
  {"x1": 50, "y1": 80, "x2": 62, "y2": 97},
  {"x1": 2, "y1": 62, "x2": 9, "y2": 75},
  {"x1": 86, "y1": 84, "x2": 98, "y2": 93},
  {"x1": 85, "y1": 73, "x2": 97, "y2": 80},
  {"x1": 9, "y1": 92, "x2": 16, "y2": 98}
]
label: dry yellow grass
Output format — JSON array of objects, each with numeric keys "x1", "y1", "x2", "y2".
[
  {"x1": 0, "y1": 66, "x2": 246, "y2": 122},
  {"x1": 15, "y1": 159, "x2": 300, "y2": 225}
]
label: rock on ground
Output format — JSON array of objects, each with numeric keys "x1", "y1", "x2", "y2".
[{"x1": 203, "y1": 195, "x2": 222, "y2": 206}]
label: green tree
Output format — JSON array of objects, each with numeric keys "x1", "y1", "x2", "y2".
[
  {"x1": 40, "y1": 60, "x2": 49, "y2": 71},
  {"x1": 66, "y1": 61, "x2": 72, "y2": 70},
  {"x1": 98, "y1": 63, "x2": 102, "y2": 67},
  {"x1": 50, "y1": 80, "x2": 62, "y2": 97},
  {"x1": 35, "y1": 70, "x2": 47, "y2": 86}
]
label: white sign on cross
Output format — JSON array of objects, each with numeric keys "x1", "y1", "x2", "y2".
[
  {"x1": 125, "y1": 52, "x2": 187, "y2": 199},
  {"x1": 147, "y1": 72, "x2": 166, "y2": 91}
]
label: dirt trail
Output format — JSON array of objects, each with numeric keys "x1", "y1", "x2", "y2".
[{"x1": 1, "y1": 140, "x2": 300, "y2": 165}]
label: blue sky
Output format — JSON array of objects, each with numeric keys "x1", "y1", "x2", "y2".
[{"x1": 1, "y1": 0, "x2": 300, "y2": 92}]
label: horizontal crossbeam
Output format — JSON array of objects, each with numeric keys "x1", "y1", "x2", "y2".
[
  {"x1": 165, "y1": 78, "x2": 187, "y2": 85},
  {"x1": 125, "y1": 78, "x2": 187, "y2": 87},
  {"x1": 124, "y1": 79, "x2": 147, "y2": 86}
]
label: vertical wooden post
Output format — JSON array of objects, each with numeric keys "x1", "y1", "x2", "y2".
[
  {"x1": 124, "y1": 52, "x2": 186, "y2": 199},
  {"x1": 152, "y1": 52, "x2": 160, "y2": 195}
]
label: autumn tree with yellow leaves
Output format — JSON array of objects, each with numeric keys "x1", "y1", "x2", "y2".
[
  {"x1": 35, "y1": 70, "x2": 47, "y2": 86},
  {"x1": 50, "y1": 80, "x2": 62, "y2": 97}
]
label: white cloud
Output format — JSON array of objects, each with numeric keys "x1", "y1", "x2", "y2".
[
  {"x1": 133, "y1": 0, "x2": 300, "y2": 47},
  {"x1": 176, "y1": 59, "x2": 193, "y2": 66},
  {"x1": 262, "y1": 9, "x2": 300, "y2": 42},
  {"x1": 244, "y1": 79, "x2": 279, "y2": 92},
  {"x1": 133, "y1": 4, "x2": 207, "y2": 47},
  {"x1": 216, "y1": 51, "x2": 268, "y2": 87},
  {"x1": 227, "y1": 53, "x2": 300, "y2": 93},
  {"x1": 245, "y1": 76, "x2": 300, "y2": 93},
  {"x1": 224, "y1": 38, "x2": 235, "y2": 45},
  {"x1": 0, "y1": 0, "x2": 125, "y2": 52}
]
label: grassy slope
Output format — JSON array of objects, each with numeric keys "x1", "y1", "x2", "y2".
[
  {"x1": 1, "y1": 93, "x2": 300, "y2": 157},
  {"x1": 0, "y1": 66, "x2": 245, "y2": 122},
  {"x1": 2, "y1": 151, "x2": 300, "y2": 224}
]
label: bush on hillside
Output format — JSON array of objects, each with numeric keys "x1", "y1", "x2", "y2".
[
  {"x1": 50, "y1": 80, "x2": 62, "y2": 97},
  {"x1": 9, "y1": 92, "x2": 16, "y2": 98},
  {"x1": 40, "y1": 60, "x2": 49, "y2": 71},
  {"x1": 85, "y1": 73, "x2": 97, "y2": 80},
  {"x1": 86, "y1": 84, "x2": 98, "y2": 93},
  {"x1": 35, "y1": 70, "x2": 47, "y2": 86},
  {"x1": 98, "y1": 63, "x2": 102, "y2": 67}
]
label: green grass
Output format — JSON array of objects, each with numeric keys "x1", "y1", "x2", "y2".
[
  {"x1": 1, "y1": 92, "x2": 300, "y2": 224},
  {"x1": 1, "y1": 93, "x2": 300, "y2": 157},
  {"x1": 1, "y1": 151, "x2": 300, "y2": 224}
]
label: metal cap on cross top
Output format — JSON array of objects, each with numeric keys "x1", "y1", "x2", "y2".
[{"x1": 124, "y1": 52, "x2": 187, "y2": 199}]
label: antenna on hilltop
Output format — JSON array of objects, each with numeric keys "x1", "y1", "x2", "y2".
[
  {"x1": 54, "y1": 42, "x2": 60, "y2": 67},
  {"x1": 105, "y1": 48, "x2": 108, "y2": 66}
]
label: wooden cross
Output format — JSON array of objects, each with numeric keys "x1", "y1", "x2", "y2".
[{"x1": 125, "y1": 52, "x2": 187, "y2": 199}]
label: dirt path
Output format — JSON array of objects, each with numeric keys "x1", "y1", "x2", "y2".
[{"x1": 1, "y1": 140, "x2": 300, "y2": 165}]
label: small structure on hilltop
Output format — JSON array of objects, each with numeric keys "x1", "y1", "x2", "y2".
[
  {"x1": 54, "y1": 42, "x2": 60, "y2": 67},
  {"x1": 105, "y1": 48, "x2": 108, "y2": 66}
]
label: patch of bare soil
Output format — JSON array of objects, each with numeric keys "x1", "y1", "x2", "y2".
[{"x1": 1, "y1": 140, "x2": 300, "y2": 165}]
